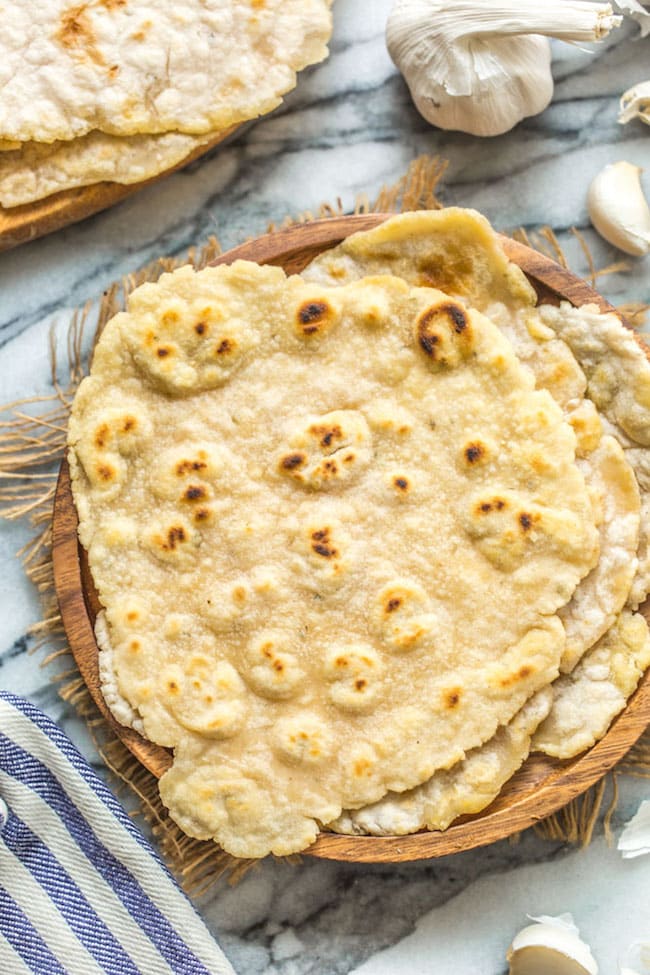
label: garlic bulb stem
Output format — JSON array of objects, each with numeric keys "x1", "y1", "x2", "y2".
[{"x1": 403, "y1": 1, "x2": 620, "y2": 41}]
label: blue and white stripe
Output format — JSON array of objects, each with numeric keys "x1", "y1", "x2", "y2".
[{"x1": 0, "y1": 693, "x2": 235, "y2": 975}]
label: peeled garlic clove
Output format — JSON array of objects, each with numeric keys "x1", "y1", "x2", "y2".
[
  {"x1": 507, "y1": 915, "x2": 598, "y2": 975},
  {"x1": 588, "y1": 161, "x2": 650, "y2": 256},
  {"x1": 620, "y1": 80, "x2": 650, "y2": 125}
]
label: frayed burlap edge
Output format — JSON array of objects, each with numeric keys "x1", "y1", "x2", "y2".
[{"x1": 1, "y1": 154, "x2": 648, "y2": 892}]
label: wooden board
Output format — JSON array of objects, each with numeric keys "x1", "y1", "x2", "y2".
[
  {"x1": 52, "y1": 213, "x2": 650, "y2": 864},
  {"x1": 0, "y1": 126, "x2": 238, "y2": 253}
]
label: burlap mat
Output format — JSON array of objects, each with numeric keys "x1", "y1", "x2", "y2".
[{"x1": 1, "y1": 156, "x2": 649, "y2": 893}]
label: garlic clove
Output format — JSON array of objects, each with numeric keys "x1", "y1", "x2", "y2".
[
  {"x1": 620, "y1": 80, "x2": 650, "y2": 125},
  {"x1": 587, "y1": 161, "x2": 650, "y2": 257},
  {"x1": 507, "y1": 915, "x2": 598, "y2": 975},
  {"x1": 617, "y1": 799, "x2": 650, "y2": 857},
  {"x1": 614, "y1": 0, "x2": 650, "y2": 36}
]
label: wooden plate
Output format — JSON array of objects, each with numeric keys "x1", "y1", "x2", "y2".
[
  {"x1": 52, "y1": 214, "x2": 650, "y2": 863},
  {"x1": 0, "y1": 127, "x2": 237, "y2": 253}
]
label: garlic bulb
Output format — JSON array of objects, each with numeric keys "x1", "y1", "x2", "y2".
[
  {"x1": 507, "y1": 914, "x2": 599, "y2": 975},
  {"x1": 620, "y1": 81, "x2": 650, "y2": 125},
  {"x1": 386, "y1": 1, "x2": 621, "y2": 137},
  {"x1": 588, "y1": 161, "x2": 650, "y2": 256}
]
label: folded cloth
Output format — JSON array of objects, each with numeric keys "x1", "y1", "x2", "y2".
[{"x1": 0, "y1": 692, "x2": 235, "y2": 975}]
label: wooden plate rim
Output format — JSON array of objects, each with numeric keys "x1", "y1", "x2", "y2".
[{"x1": 52, "y1": 213, "x2": 650, "y2": 863}]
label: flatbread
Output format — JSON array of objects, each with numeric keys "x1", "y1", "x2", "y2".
[
  {"x1": 331, "y1": 430, "x2": 641, "y2": 831},
  {"x1": 559, "y1": 433, "x2": 640, "y2": 673},
  {"x1": 622, "y1": 451, "x2": 650, "y2": 607},
  {"x1": 304, "y1": 208, "x2": 539, "y2": 322},
  {"x1": 328, "y1": 688, "x2": 553, "y2": 836},
  {"x1": 96, "y1": 610, "x2": 144, "y2": 734},
  {"x1": 304, "y1": 207, "x2": 586, "y2": 416},
  {"x1": 539, "y1": 303, "x2": 650, "y2": 447},
  {"x1": 304, "y1": 210, "x2": 647, "y2": 663},
  {"x1": 0, "y1": 129, "x2": 217, "y2": 207},
  {"x1": 0, "y1": 1, "x2": 333, "y2": 207},
  {"x1": 0, "y1": 1, "x2": 332, "y2": 144},
  {"x1": 330, "y1": 430, "x2": 639, "y2": 834},
  {"x1": 533, "y1": 610, "x2": 650, "y2": 759},
  {"x1": 540, "y1": 302, "x2": 650, "y2": 608},
  {"x1": 304, "y1": 209, "x2": 648, "y2": 834},
  {"x1": 68, "y1": 262, "x2": 598, "y2": 857}
]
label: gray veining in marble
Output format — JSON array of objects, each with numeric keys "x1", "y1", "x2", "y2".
[{"x1": 2, "y1": 2, "x2": 650, "y2": 972}]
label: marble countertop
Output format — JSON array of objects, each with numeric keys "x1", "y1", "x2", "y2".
[{"x1": 2, "y1": 2, "x2": 650, "y2": 972}]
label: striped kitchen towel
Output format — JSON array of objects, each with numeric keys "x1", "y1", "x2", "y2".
[{"x1": 0, "y1": 692, "x2": 235, "y2": 975}]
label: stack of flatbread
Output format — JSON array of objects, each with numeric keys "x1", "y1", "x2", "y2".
[
  {"x1": 67, "y1": 209, "x2": 650, "y2": 858},
  {"x1": 0, "y1": 1, "x2": 333, "y2": 207}
]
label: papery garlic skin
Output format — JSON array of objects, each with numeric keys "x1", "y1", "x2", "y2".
[
  {"x1": 588, "y1": 161, "x2": 650, "y2": 257},
  {"x1": 614, "y1": 0, "x2": 650, "y2": 36},
  {"x1": 620, "y1": 81, "x2": 650, "y2": 126},
  {"x1": 620, "y1": 941, "x2": 650, "y2": 975},
  {"x1": 410, "y1": 36, "x2": 553, "y2": 138},
  {"x1": 386, "y1": 1, "x2": 621, "y2": 137},
  {"x1": 507, "y1": 915, "x2": 599, "y2": 975},
  {"x1": 618, "y1": 799, "x2": 650, "y2": 857}
]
